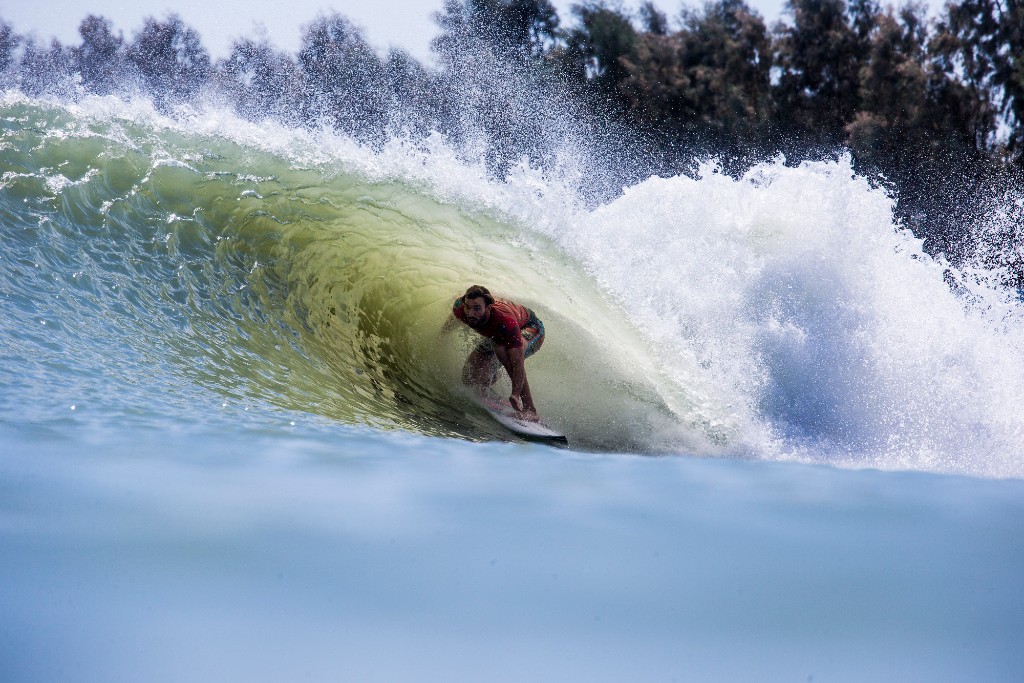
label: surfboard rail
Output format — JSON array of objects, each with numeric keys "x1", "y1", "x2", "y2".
[{"x1": 475, "y1": 394, "x2": 567, "y2": 444}]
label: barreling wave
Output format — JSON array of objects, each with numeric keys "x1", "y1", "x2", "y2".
[
  {"x1": 0, "y1": 95, "x2": 720, "y2": 453},
  {"x1": 2, "y1": 94, "x2": 1023, "y2": 476}
]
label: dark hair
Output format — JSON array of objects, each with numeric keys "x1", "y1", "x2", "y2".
[{"x1": 463, "y1": 285, "x2": 494, "y2": 305}]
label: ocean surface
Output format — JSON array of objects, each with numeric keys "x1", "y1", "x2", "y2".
[{"x1": 2, "y1": 93, "x2": 1023, "y2": 681}]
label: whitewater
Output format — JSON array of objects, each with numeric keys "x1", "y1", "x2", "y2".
[{"x1": 2, "y1": 92, "x2": 1023, "y2": 681}]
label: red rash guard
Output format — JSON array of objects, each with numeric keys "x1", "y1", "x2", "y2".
[{"x1": 453, "y1": 299, "x2": 530, "y2": 348}]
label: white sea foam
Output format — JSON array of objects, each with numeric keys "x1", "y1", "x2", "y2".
[{"x1": 534, "y1": 157, "x2": 1024, "y2": 476}]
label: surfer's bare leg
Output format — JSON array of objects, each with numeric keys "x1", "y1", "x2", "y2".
[{"x1": 462, "y1": 348, "x2": 498, "y2": 394}]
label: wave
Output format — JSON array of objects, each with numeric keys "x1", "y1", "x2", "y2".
[
  {"x1": 0, "y1": 95, "x2": 708, "y2": 452},
  {"x1": 2, "y1": 94, "x2": 1023, "y2": 476}
]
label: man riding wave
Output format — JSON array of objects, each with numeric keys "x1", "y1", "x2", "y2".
[{"x1": 444, "y1": 285, "x2": 545, "y2": 421}]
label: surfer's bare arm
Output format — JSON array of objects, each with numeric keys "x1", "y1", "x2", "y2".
[
  {"x1": 441, "y1": 313, "x2": 460, "y2": 334},
  {"x1": 517, "y1": 373, "x2": 538, "y2": 418},
  {"x1": 495, "y1": 344, "x2": 537, "y2": 418}
]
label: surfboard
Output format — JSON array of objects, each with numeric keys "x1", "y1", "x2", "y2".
[{"x1": 476, "y1": 394, "x2": 567, "y2": 443}]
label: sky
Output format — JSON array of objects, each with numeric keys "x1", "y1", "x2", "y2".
[{"x1": 3, "y1": 0, "x2": 944, "y2": 65}]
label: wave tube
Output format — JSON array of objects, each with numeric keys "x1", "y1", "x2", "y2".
[{"x1": 0, "y1": 97, "x2": 720, "y2": 453}]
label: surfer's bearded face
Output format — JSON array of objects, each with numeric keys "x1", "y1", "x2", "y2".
[{"x1": 463, "y1": 297, "x2": 490, "y2": 327}]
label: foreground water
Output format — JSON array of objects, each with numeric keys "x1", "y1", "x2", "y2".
[
  {"x1": 2, "y1": 95, "x2": 1023, "y2": 680},
  {"x1": 4, "y1": 425, "x2": 1023, "y2": 681}
]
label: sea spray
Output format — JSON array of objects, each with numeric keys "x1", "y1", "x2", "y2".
[{"x1": 540, "y1": 156, "x2": 1024, "y2": 475}]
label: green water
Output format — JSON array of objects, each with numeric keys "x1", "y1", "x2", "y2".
[{"x1": 1, "y1": 98, "x2": 726, "y2": 451}]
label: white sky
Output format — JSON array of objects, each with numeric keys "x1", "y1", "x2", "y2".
[{"x1": 2, "y1": 0, "x2": 942, "y2": 65}]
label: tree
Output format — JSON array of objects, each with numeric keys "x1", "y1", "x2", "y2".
[
  {"x1": 773, "y1": 0, "x2": 866, "y2": 138},
  {"x1": 0, "y1": 20, "x2": 20, "y2": 77},
  {"x1": 18, "y1": 37, "x2": 74, "y2": 97},
  {"x1": 218, "y1": 34, "x2": 301, "y2": 123},
  {"x1": 639, "y1": 1, "x2": 670, "y2": 35},
  {"x1": 932, "y1": 0, "x2": 1024, "y2": 164},
  {"x1": 842, "y1": 0, "x2": 987, "y2": 196},
  {"x1": 848, "y1": 0, "x2": 882, "y2": 47},
  {"x1": 383, "y1": 48, "x2": 455, "y2": 135},
  {"x1": 844, "y1": 2, "x2": 983, "y2": 159},
  {"x1": 127, "y1": 14, "x2": 210, "y2": 107},
  {"x1": 431, "y1": 0, "x2": 561, "y2": 62},
  {"x1": 74, "y1": 15, "x2": 126, "y2": 95},
  {"x1": 682, "y1": 0, "x2": 773, "y2": 130},
  {"x1": 297, "y1": 13, "x2": 388, "y2": 137},
  {"x1": 847, "y1": 5, "x2": 929, "y2": 146},
  {"x1": 617, "y1": 0, "x2": 773, "y2": 138},
  {"x1": 563, "y1": 2, "x2": 639, "y2": 97}
]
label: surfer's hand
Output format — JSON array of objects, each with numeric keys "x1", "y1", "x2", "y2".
[{"x1": 510, "y1": 395, "x2": 539, "y2": 421}]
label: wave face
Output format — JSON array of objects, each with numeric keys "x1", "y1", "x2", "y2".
[{"x1": 2, "y1": 95, "x2": 1023, "y2": 476}]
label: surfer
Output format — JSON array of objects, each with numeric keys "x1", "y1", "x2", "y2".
[{"x1": 444, "y1": 285, "x2": 545, "y2": 421}]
